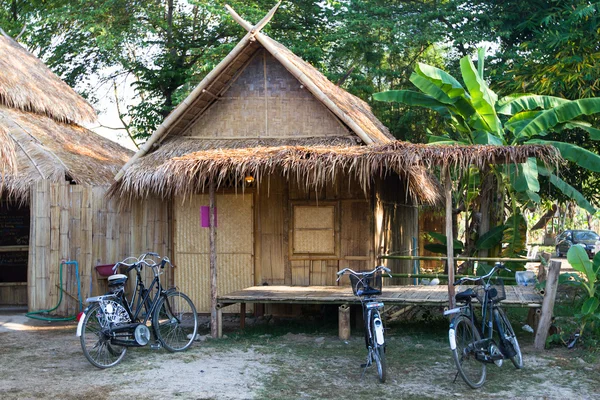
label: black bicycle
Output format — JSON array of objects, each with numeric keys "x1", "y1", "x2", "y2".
[
  {"x1": 76, "y1": 252, "x2": 198, "y2": 368},
  {"x1": 444, "y1": 262, "x2": 523, "y2": 388},
  {"x1": 337, "y1": 265, "x2": 392, "y2": 383}
]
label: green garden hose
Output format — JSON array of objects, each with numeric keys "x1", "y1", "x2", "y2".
[{"x1": 26, "y1": 260, "x2": 82, "y2": 321}]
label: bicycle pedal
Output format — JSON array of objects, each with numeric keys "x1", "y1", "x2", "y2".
[
  {"x1": 360, "y1": 363, "x2": 368, "y2": 368},
  {"x1": 150, "y1": 342, "x2": 162, "y2": 350}
]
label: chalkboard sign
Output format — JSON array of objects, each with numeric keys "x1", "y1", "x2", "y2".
[
  {"x1": 0, "y1": 251, "x2": 27, "y2": 282},
  {"x1": 0, "y1": 203, "x2": 30, "y2": 247}
]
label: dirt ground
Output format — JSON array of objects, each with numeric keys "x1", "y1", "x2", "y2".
[{"x1": 1, "y1": 311, "x2": 599, "y2": 400}]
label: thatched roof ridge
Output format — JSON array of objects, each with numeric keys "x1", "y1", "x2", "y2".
[
  {"x1": 0, "y1": 34, "x2": 96, "y2": 125},
  {"x1": 109, "y1": 141, "x2": 559, "y2": 204},
  {"x1": 263, "y1": 36, "x2": 394, "y2": 144},
  {"x1": 1, "y1": 105, "x2": 133, "y2": 202},
  {"x1": 114, "y1": 12, "x2": 393, "y2": 181}
]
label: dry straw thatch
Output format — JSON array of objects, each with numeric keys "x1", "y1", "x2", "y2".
[
  {"x1": 0, "y1": 105, "x2": 132, "y2": 202},
  {"x1": 0, "y1": 34, "x2": 96, "y2": 125},
  {"x1": 0, "y1": 32, "x2": 132, "y2": 202},
  {"x1": 110, "y1": 141, "x2": 559, "y2": 205}
]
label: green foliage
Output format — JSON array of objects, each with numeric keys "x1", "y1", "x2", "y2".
[
  {"x1": 374, "y1": 49, "x2": 600, "y2": 217},
  {"x1": 562, "y1": 245, "x2": 600, "y2": 337},
  {"x1": 423, "y1": 232, "x2": 463, "y2": 256}
]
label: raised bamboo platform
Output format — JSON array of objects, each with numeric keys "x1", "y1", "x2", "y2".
[
  {"x1": 217, "y1": 285, "x2": 543, "y2": 308},
  {"x1": 216, "y1": 285, "x2": 543, "y2": 337}
]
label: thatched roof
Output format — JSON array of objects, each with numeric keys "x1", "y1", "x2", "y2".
[
  {"x1": 0, "y1": 32, "x2": 132, "y2": 202},
  {"x1": 1, "y1": 105, "x2": 132, "y2": 202},
  {"x1": 109, "y1": 142, "x2": 559, "y2": 204},
  {"x1": 0, "y1": 34, "x2": 96, "y2": 125},
  {"x1": 115, "y1": 6, "x2": 394, "y2": 181}
]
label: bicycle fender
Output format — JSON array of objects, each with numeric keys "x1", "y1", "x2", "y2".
[
  {"x1": 449, "y1": 328, "x2": 457, "y2": 350},
  {"x1": 76, "y1": 311, "x2": 87, "y2": 337}
]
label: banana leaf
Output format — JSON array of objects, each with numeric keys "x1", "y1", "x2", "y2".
[
  {"x1": 515, "y1": 97, "x2": 600, "y2": 138},
  {"x1": 460, "y1": 54, "x2": 501, "y2": 134},
  {"x1": 496, "y1": 94, "x2": 570, "y2": 115},
  {"x1": 415, "y1": 62, "x2": 467, "y2": 98},
  {"x1": 527, "y1": 139, "x2": 600, "y2": 172}
]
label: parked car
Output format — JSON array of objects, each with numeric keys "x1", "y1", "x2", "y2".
[{"x1": 555, "y1": 229, "x2": 600, "y2": 258}]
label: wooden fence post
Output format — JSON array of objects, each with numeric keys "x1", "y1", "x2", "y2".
[
  {"x1": 339, "y1": 304, "x2": 350, "y2": 340},
  {"x1": 534, "y1": 260, "x2": 561, "y2": 350},
  {"x1": 209, "y1": 180, "x2": 218, "y2": 338},
  {"x1": 528, "y1": 252, "x2": 551, "y2": 331}
]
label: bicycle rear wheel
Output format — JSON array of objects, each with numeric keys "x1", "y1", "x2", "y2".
[
  {"x1": 80, "y1": 303, "x2": 127, "y2": 368},
  {"x1": 153, "y1": 291, "x2": 198, "y2": 352},
  {"x1": 450, "y1": 315, "x2": 486, "y2": 388},
  {"x1": 494, "y1": 308, "x2": 523, "y2": 369},
  {"x1": 370, "y1": 313, "x2": 386, "y2": 383}
]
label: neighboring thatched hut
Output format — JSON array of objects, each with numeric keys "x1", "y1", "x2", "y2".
[{"x1": 0, "y1": 33, "x2": 143, "y2": 313}]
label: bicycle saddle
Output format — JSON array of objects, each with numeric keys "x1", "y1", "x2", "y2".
[
  {"x1": 455, "y1": 288, "x2": 477, "y2": 302},
  {"x1": 357, "y1": 287, "x2": 381, "y2": 296}
]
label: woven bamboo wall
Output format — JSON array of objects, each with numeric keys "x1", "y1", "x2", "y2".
[
  {"x1": 374, "y1": 176, "x2": 419, "y2": 285},
  {"x1": 283, "y1": 173, "x2": 374, "y2": 288},
  {"x1": 185, "y1": 49, "x2": 350, "y2": 140},
  {"x1": 28, "y1": 180, "x2": 170, "y2": 314},
  {"x1": 174, "y1": 193, "x2": 254, "y2": 313},
  {"x1": 418, "y1": 206, "x2": 446, "y2": 272}
]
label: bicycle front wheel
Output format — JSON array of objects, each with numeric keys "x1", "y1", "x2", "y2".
[
  {"x1": 495, "y1": 308, "x2": 523, "y2": 369},
  {"x1": 153, "y1": 291, "x2": 198, "y2": 352},
  {"x1": 371, "y1": 313, "x2": 386, "y2": 383},
  {"x1": 450, "y1": 315, "x2": 486, "y2": 388},
  {"x1": 80, "y1": 303, "x2": 127, "y2": 369}
]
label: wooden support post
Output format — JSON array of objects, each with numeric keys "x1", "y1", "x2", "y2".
[
  {"x1": 217, "y1": 307, "x2": 223, "y2": 339},
  {"x1": 534, "y1": 260, "x2": 561, "y2": 350},
  {"x1": 209, "y1": 180, "x2": 218, "y2": 338},
  {"x1": 240, "y1": 303, "x2": 246, "y2": 330},
  {"x1": 444, "y1": 167, "x2": 455, "y2": 309},
  {"x1": 528, "y1": 251, "x2": 551, "y2": 331},
  {"x1": 339, "y1": 304, "x2": 350, "y2": 340}
]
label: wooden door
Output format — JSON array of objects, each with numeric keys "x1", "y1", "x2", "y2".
[{"x1": 174, "y1": 193, "x2": 254, "y2": 313}]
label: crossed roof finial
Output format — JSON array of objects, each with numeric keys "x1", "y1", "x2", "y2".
[{"x1": 225, "y1": 2, "x2": 281, "y2": 36}]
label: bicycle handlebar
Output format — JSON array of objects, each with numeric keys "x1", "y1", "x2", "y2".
[
  {"x1": 112, "y1": 253, "x2": 174, "y2": 274},
  {"x1": 336, "y1": 265, "x2": 392, "y2": 282},
  {"x1": 452, "y1": 262, "x2": 512, "y2": 286}
]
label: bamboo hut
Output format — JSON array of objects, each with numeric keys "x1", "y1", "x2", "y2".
[
  {"x1": 110, "y1": 3, "x2": 558, "y2": 327},
  {"x1": 0, "y1": 32, "x2": 151, "y2": 314}
]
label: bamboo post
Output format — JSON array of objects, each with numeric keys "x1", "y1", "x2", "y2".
[
  {"x1": 209, "y1": 180, "x2": 218, "y2": 338},
  {"x1": 528, "y1": 251, "x2": 551, "y2": 331},
  {"x1": 339, "y1": 304, "x2": 351, "y2": 340},
  {"x1": 534, "y1": 260, "x2": 561, "y2": 350},
  {"x1": 444, "y1": 167, "x2": 455, "y2": 309}
]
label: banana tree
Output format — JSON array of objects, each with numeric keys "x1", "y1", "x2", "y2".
[{"x1": 374, "y1": 49, "x2": 600, "y2": 252}]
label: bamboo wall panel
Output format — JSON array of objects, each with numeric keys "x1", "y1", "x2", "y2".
[
  {"x1": 0, "y1": 283, "x2": 27, "y2": 305},
  {"x1": 28, "y1": 181, "x2": 170, "y2": 314},
  {"x1": 257, "y1": 178, "x2": 288, "y2": 285},
  {"x1": 418, "y1": 206, "x2": 445, "y2": 272},
  {"x1": 186, "y1": 50, "x2": 349, "y2": 139},
  {"x1": 374, "y1": 176, "x2": 418, "y2": 285},
  {"x1": 174, "y1": 193, "x2": 254, "y2": 313}
]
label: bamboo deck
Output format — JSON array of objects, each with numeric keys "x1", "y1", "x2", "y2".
[{"x1": 217, "y1": 284, "x2": 543, "y2": 309}]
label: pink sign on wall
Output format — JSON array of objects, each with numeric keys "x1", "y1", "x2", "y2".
[{"x1": 200, "y1": 206, "x2": 217, "y2": 228}]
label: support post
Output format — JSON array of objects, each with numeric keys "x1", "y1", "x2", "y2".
[
  {"x1": 217, "y1": 307, "x2": 223, "y2": 338},
  {"x1": 240, "y1": 303, "x2": 246, "y2": 330},
  {"x1": 444, "y1": 167, "x2": 455, "y2": 309},
  {"x1": 339, "y1": 304, "x2": 350, "y2": 340},
  {"x1": 209, "y1": 180, "x2": 218, "y2": 338},
  {"x1": 534, "y1": 260, "x2": 561, "y2": 350}
]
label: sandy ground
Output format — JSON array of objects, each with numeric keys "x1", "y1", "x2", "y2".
[
  {"x1": 1, "y1": 311, "x2": 599, "y2": 400},
  {"x1": 0, "y1": 314, "x2": 271, "y2": 400}
]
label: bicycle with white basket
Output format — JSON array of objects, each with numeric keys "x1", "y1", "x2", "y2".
[{"x1": 76, "y1": 252, "x2": 198, "y2": 368}]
